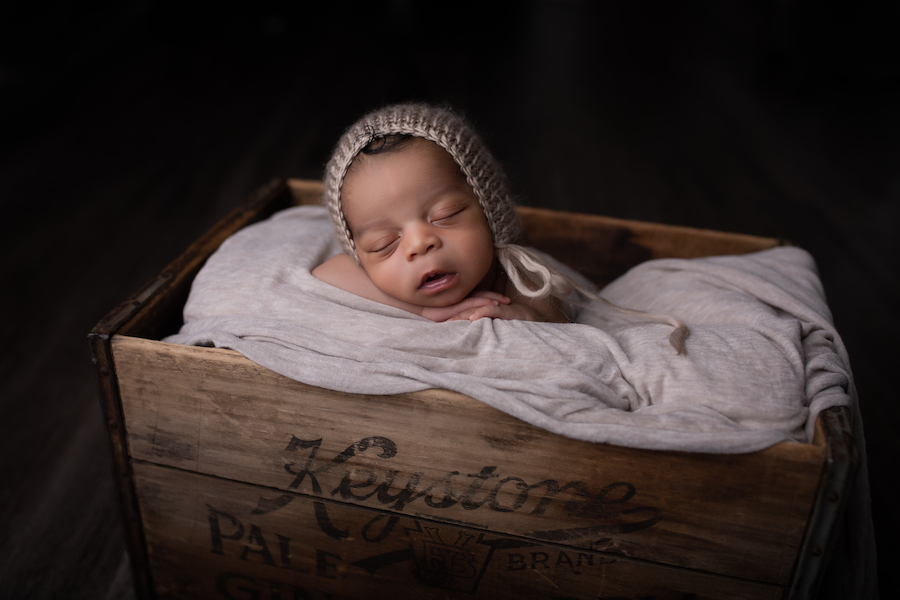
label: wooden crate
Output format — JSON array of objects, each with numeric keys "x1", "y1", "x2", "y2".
[{"x1": 89, "y1": 179, "x2": 857, "y2": 600}]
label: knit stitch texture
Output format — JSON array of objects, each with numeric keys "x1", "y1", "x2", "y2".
[{"x1": 322, "y1": 103, "x2": 521, "y2": 260}]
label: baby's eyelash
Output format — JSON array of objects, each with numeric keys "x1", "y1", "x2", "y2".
[
  {"x1": 368, "y1": 236, "x2": 399, "y2": 253},
  {"x1": 431, "y1": 204, "x2": 467, "y2": 223}
]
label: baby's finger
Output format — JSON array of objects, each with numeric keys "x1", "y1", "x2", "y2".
[
  {"x1": 445, "y1": 307, "x2": 481, "y2": 321},
  {"x1": 454, "y1": 296, "x2": 499, "y2": 312},
  {"x1": 469, "y1": 290, "x2": 510, "y2": 304},
  {"x1": 467, "y1": 305, "x2": 507, "y2": 321}
]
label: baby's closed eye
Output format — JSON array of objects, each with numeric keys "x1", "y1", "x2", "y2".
[
  {"x1": 430, "y1": 201, "x2": 470, "y2": 224},
  {"x1": 365, "y1": 234, "x2": 400, "y2": 254}
]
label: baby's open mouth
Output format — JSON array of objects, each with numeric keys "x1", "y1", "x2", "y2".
[{"x1": 419, "y1": 271, "x2": 457, "y2": 292}]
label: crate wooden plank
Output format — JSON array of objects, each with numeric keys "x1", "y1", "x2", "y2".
[
  {"x1": 287, "y1": 178, "x2": 327, "y2": 206},
  {"x1": 134, "y1": 461, "x2": 784, "y2": 600},
  {"x1": 113, "y1": 335, "x2": 825, "y2": 585},
  {"x1": 518, "y1": 206, "x2": 780, "y2": 287}
]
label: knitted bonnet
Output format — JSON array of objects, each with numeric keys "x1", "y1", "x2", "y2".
[
  {"x1": 323, "y1": 103, "x2": 566, "y2": 298},
  {"x1": 324, "y1": 102, "x2": 522, "y2": 250}
]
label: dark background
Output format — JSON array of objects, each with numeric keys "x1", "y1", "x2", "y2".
[{"x1": 1, "y1": 1, "x2": 896, "y2": 598}]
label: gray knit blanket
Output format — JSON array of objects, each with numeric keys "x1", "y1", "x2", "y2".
[{"x1": 165, "y1": 205, "x2": 854, "y2": 454}]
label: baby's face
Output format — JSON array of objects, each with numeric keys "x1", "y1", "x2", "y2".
[{"x1": 342, "y1": 138, "x2": 495, "y2": 307}]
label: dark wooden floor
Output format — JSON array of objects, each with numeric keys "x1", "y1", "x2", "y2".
[{"x1": 1, "y1": 2, "x2": 897, "y2": 598}]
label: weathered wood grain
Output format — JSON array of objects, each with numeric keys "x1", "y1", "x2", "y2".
[
  {"x1": 134, "y1": 461, "x2": 785, "y2": 600},
  {"x1": 287, "y1": 178, "x2": 326, "y2": 207},
  {"x1": 518, "y1": 206, "x2": 780, "y2": 287},
  {"x1": 113, "y1": 335, "x2": 824, "y2": 585}
]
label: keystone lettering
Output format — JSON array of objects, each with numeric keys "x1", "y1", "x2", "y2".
[{"x1": 253, "y1": 435, "x2": 661, "y2": 541}]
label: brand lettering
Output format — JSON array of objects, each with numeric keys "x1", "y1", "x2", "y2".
[
  {"x1": 508, "y1": 550, "x2": 613, "y2": 574},
  {"x1": 208, "y1": 505, "x2": 345, "y2": 577},
  {"x1": 253, "y1": 435, "x2": 661, "y2": 543}
]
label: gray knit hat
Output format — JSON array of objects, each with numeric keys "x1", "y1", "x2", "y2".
[{"x1": 322, "y1": 103, "x2": 522, "y2": 261}]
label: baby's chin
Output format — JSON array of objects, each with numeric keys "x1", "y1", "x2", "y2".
[
  {"x1": 392, "y1": 290, "x2": 474, "y2": 309},
  {"x1": 417, "y1": 293, "x2": 471, "y2": 308}
]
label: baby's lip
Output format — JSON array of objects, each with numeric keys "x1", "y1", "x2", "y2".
[
  {"x1": 419, "y1": 271, "x2": 457, "y2": 293},
  {"x1": 421, "y1": 270, "x2": 445, "y2": 285}
]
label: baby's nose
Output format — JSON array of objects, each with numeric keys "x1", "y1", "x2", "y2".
[{"x1": 405, "y1": 226, "x2": 440, "y2": 259}]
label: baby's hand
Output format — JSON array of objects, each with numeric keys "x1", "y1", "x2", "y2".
[
  {"x1": 419, "y1": 291, "x2": 510, "y2": 322},
  {"x1": 447, "y1": 301, "x2": 545, "y2": 322}
]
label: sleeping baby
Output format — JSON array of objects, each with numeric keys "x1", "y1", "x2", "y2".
[{"x1": 312, "y1": 103, "x2": 688, "y2": 352}]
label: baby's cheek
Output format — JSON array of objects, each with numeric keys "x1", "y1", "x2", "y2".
[{"x1": 375, "y1": 264, "x2": 411, "y2": 298}]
